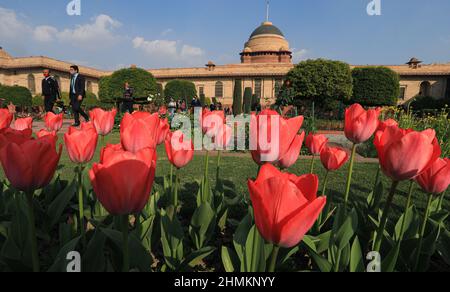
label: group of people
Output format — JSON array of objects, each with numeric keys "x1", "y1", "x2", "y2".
[{"x1": 42, "y1": 65, "x2": 90, "y2": 127}]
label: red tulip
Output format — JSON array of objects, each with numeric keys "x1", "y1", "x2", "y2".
[
  {"x1": 0, "y1": 128, "x2": 33, "y2": 149},
  {"x1": 64, "y1": 123, "x2": 98, "y2": 164},
  {"x1": 36, "y1": 129, "x2": 57, "y2": 139},
  {"x1": 120, "y1": 112, "x2": 159, "y2": 153},
  {"x1": 305, "y1": 133, "x2": 328, "y2": 155},
  {"x1": 250, "y1": 110, "x2": 304, "y2": 165},
  {"x1": 89, "y1": 108, "x2": 117, "y2": 136},
  {"x1": 13, "y1": 117, "x2": 33, "y2": 131},
  {"x1": 378, "y1": 119, "x2": 398, "y2": 132},
  {"x1": 156, "y1": 118, "x2": 170, "y2": 145},
  {"x1": 320, "y1": 146, "x2": 350, "y2": 171},
  {"x1": 415, "y1": 158, "x2": 450, "y2": 195},
  {"x1": 248, "y1": 164, "x2": 326, "y2": 248},
  {"x1": 207, "y1": 124, "x2": 233, "y2": 151},
  {"x1": 278, "y1": 132, "x2": 305, "y2": 169},
  {"x1": 89, "y1": 147, "x2": 156, "y2": 215},
  {"x1": 374, "y1": 125, "x2": 441, "y2": 181},
  {"x1": 45, "y1": 112, "x2": 64, "y2": 132},
  {"x1": 158, "y1": 106, "x2": 167, "y2": 116},
  {"x1": 0, "y1": 135, "x2": 62, "y2": 192},
  {"x1": 202, "y1": 110, "x2": 225, "y2": 136},
  {"x1": 165, "y1": 131, "x2": 194, "y2": 169},
  {"x1": 0, "y1": 109, "x2": 13, "y2": 130},
  {"x1": 345, "y1": 104, "x2": 381, "y2": 144}
]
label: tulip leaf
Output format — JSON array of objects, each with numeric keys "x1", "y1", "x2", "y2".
[
  {"x1": 233, "y1": 213, "x2": 253, "y2": 264},
  {"x1": 394, "y1": 206, "x2": 417, "y2": 241},
  {"x1": 334, "y1": 208, "x2": 358, "y2": 251},
  {"x1": 437, "y1": 228, "x2": 450, "y2": 266},
  {"x1": 189, "y1": 202, "x2": 216, "y2": 250},
  {"x1": 182, "y1": 246, "x2": 216, "y2": 269},
  {"x1": 350, "y1": 236, "x2": 364, "y2": 272},
  {"x1": 244, "y1": 225, "x2": 266, "y2": 272},
  {"x1": 47, "y1": 180, "x2": 77, "y2": 229},
  {"x1": 303, "y1": 242, "x2": 332, "y2": 272},
  {"x1": 221, "y1": 246, "x2": 239, "y2": 272},
  {"x1": 82, "y1": 229, "x2": 107, "y2": 272},
  {"x1": 160, "y1": 208, "x2": 184, "y2": 271},
  {"x1": 47, "y1": 237, "x2": 81, "y2": 272},
  {"x1": 381, "y1": 241, "x2": 401, "y2": 272}
]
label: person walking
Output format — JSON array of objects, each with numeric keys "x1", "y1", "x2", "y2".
[
  {"x1": 41, "y1": 69, "x2": 61, "y2": 113},
  {"x1": 69, "y1": 65, "x2": 90, "y2": 127},
  {"x1": 122, "y1": 82, "x2": 134, "y2": 114}
]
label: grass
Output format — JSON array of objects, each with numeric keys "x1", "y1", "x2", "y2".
[{"x1": 2, "y1": 130, "x2": 448, "y2": 223}]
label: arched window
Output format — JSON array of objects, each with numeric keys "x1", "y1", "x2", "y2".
[
  {"x1": 215, "y1": 81, "x2": 224, "y2": 98},
  {"x1": 254, "y1": 79, "x2": 262, "y2": 98},
  {"x1": 420, "y1": 81, "x2": 431, "y2": 97},
  {"x1": 27, "y1": 74, "x2": 36, "y2": 94}
]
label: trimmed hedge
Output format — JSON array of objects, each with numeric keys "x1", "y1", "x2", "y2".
[
  {"x1": 232, "y1": 80, "x2": 243, "y2": 115},
  {"x1": 352, "y1": 66, "x2": 400, "y2": 106},
  {"x1": 0, "y1": 85, "x2": 33, "y2": 107},
  {"x1": 408, "y1": 95, "x2": 450, "y2": 110},
  {"x1": 243, "y1": 87, "x2": 252, "y2": 114},
  {"x1": 164, "y1": 80, "x2": 197, "y2": 104},
  {"x1": 109, "y1": 68, "x2": 158, "y2": 102}
]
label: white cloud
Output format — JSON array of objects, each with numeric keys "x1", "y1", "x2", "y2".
[
  {"x1": 292, "y1": 49, "x2": 308, "y2": 63},
  {"x1": 161, "y1": 28, "x2": 174, "y2": 36},
  {"x1": 33, "y1": 25, "x2": 58, "y2": 42},
  {"x1": 133, "y1": 37, "x2": 205, "y2": 65},
  {"x1": 0, "y1": 7, "x2": 30, "y2": 40}
]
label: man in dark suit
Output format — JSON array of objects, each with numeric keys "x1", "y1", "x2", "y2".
[
  {"x1": 69, "y1": 65, "x2": 90, "y2": 126},
  {"x1": 41, "y1": 69, "x2": 61, "y2": 113}
]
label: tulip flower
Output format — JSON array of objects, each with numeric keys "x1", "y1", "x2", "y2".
[
  {"x1": 12, "y1": 117, "x2": 33, "y2": 131},
  {"x1": 320, "y1": 146, "x2": 349, "y2": 172},
  {"x1": 36, "y1": 129, "x2": 57, "y2": 139},
  {"x1": 120, "y1": 112, "x2": 159, "y2": 153},
  {"x1": 372, "y1": 125, "x2": 441, "y2": 252},
  {"x1": 90, "y1": 147, "x2": 156, "y2": 271},
  {"x1": 156, "y1": 118, "x2": 170, "y2": 145},
  {"x1": 0, "y1": 128, "x2": 33, "y2": 149},
  {"x1": 0, "y1": 135, "x2": 62, "y2": 272},
  {"x1": 248, "y1": 164, "x2": 326, "y2": 272},
  {"x1": 165, "y1": 131, "x2": 194, "y2": 207},
  {"x1": 250, "y1": 110, "x2": 304, "y2": 166},
  {"x1": 158, "y1": 106, "x2": 168, "y2": 116},
  {"x1": 413, "y1": 158, "x2": 450, "y2": 271},
  {"x1": 0, "y1": 109, "x2": 13, "y2": 130},
  {"x1": 378, "y1": 119, "x2": 398, "y2": 132},
  {"x1": 343, "y1": 104, "x2": 381, "y2": 207},
  {"x1": 202, "y1": 110, "x2": 225, "y2": 135},
  {"x1": 305, "y1": 133, "x2": 328, "y2": 173},
  {"x1": 44, "y1": 112, "x2": 64, "y2": 132},
  {"x1": 64, "y1": 123, "x2": 98, "y2": 164},
  {"x1": 277, "y1": 132, "x2": 305, "y2": 169},
  {"x1": 89, "y1": 108, "x2": 117, "y2": 137}
]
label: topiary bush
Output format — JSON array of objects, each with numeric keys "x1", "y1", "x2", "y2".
[
  {"x1": 0, "y1": 85, "x2": 33, "y2": 107},
  {"x1": 232, "y1": 80, "x2": 243, "y2": 115},
  {"x1": 108, "y1": 67, "x2": 158, "y2": 102},
  {"x1": 243, "y1": 87, "x2": 253, "y2": 114},
  {"x1": 407, "y1": 95, "x2": 450, "y2": 111},
  {"x1": 164, "y1": 80, "x2": 197, "y2": 105},
  {"x1": 352, "y1": 67, "x2": 400, "y2": 106}
]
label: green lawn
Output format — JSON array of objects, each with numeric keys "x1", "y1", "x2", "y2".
[{"x1": 46, "y1": 131, "x2": 449, "y2": 223}]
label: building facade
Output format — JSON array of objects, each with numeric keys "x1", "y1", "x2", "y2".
[{"x1": 1, "y1": 21, "x2": 449, "y2": 106}]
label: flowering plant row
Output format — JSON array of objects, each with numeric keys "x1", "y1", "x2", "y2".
[{"x1": 0, "y1": 103, "x2": 448, "y2": 272}]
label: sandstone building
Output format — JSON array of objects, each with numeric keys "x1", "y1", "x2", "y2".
[{"x1": 1, "y1": 21, "x2": 449, "y2": 106}]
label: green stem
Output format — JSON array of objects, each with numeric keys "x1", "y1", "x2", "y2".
[
  {"x1": 344, "y1": 144, "x2": 357, "y2": 209},
  {"x1": 216, "y1": 150, "x2": 222, "y2": 186},
  {"x1": 398, "y1": 180, "x2": 415, "y2": 242},
  {"x1": 203, "y1": 151, "x2": 210, "y2": 196},
  {"x1": 309, "y1": 155, "x2": 315, "y2": 174},
  {"x1": 334, "y1": 250, "x2": 342, "y2": 272},
  {"x1": 121, "y1": 214, "x2": 130, "y2": 272},
  {"x1": 101, "y1": 135, "x2": 105, "y2": 146},
  {"x1": 438, "y1": 190, "x2": 446, "y2": 211},
  {"x1": 26, "y1": 191, "x2": 40, "y2": 272},
  {"x1": 316, "y1": 171, "x2": 330, "y2": 232},
  {"x1": 268, "y1": 245, "x2": 280, "y2": 272},
  {"x1": 414, "y1": 194, "x2": 433, "y2": 272},
  {"x1": 170, "y1": 164, "x2": 174, "y2": 192},
  {"x1": 173, "y1": 168, "x2": 179, "y2": 207},
  {"x1": 322, "y1": 171, "x2": 330, "y2": 197},
  {"x1": 77, "y1": 165, "x2": 86, "y2": 246},
  {"x1": 373, "y1": 180, "x2": 400, "y2": 252}
]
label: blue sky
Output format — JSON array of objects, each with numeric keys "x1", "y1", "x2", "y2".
[{"x1": 1, "y1": 0, "x2": 449, "y2": 70}]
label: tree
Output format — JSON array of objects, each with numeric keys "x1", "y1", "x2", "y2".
[
  {"x1": 243, "y1": 87, "x2": 253, "y2": 114},
  {"x1": 352, "y1": 67, "x2": 400, "y2": 106},
  {"x1": 108, "y1": 67, "x2": 158, "y2": 102},
  {"x1": 283, "y1": 59, "x2": 353, "y2": 109},
  {"x1": 251, "y1": 94, "x2": 260, "y2": 111},
  {"x1": 0, "y1": 85, "x2": 32, "y2": 107},
  {"x1": 199, "y1": 93, "x2": 206, "y2": 106},
  {"x1": 232, "y1": 80, "x2": 243, "y2": 115},
  {"x1": 164, "y1": 80, "x2": 197, "y2": 105},
  {"x1": 98, "y1": 76, "x2": 113, "y2": 103}
]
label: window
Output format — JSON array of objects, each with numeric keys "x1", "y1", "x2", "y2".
[
  {"x1": 199, "y1": 86, "x2": 205, "y2": 96},
  {"x1": 420, "y1": 81, "x2": 431, "y2": 97},
  {"x1": 27, "y1": 74, "x2": 36, "y2": 94},
  {"x1": 255, "y1": 79, "x2": 262, "y2": 98},
  {"x1": 399, "y1": 86, "x2": 406, "y2": 100},
  {"x1": 87, "y1": 81, "x2": 93, "y2": 93},
  {"x1": 215, "y1": 81, "x2": 223, "y2": 98},
  {"x1": 274, "y1": 79, "x2": 283, "y2": 97}
]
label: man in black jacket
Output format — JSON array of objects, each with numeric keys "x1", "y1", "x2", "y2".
[
  {"x1": 69, "y1": 65, "x2": 90, "y2": 126},
  {"x1": 41, "y1": 69, "x2": 61, "y2": 113}
]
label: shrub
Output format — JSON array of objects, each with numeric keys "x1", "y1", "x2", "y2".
[
  {"x1": 243, "y1": 87, "x2": 253, "y2": 114},
  {"x1": 108, "y1": 67, "x2": 158, "y2": 102},
  {"x1": 199, "y1": 93, "x2": 206, "y2": 106},
  {"x1": 164, "y1": 80, "x2": 197, "y2": 105},
  {"x1": 98, "y1": 76, "x2": 113, "y2": 103},
  {"x1": 352, "y1": 67, "x2": 400, "y2": 106},
  {"x1": 0, "y1": 85, "x2": 33, "y2": 107},
  {"x1": 232, "y1": 80, "x2": 243, "y2": 115},
  {"x1": 407, "y1": 95, "x2": 450, "y2": 110}
]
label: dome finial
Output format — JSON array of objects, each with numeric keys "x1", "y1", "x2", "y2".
[{"x1": 266, "y1": 0, "x2": 270, "y2": 22}]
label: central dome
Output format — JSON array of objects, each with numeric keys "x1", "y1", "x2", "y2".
[{"x1": 241, "y1": 22, "x2": 292, "y2": 64}]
